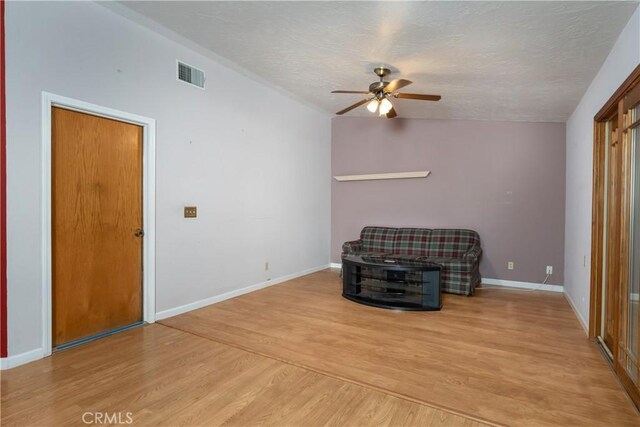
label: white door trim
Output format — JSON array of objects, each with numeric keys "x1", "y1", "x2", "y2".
[{"x1": 41, "y1": 92, "x2": 156, "y2": 357}]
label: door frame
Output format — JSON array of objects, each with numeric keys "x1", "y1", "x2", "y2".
[{"x1": 41, "y1": 92, "x2": 156, "y2": 357}]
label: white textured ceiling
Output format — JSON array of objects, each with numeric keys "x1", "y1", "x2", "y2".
[{"x1": 119, "y1": 1, "x2": 638, "y2": 122}]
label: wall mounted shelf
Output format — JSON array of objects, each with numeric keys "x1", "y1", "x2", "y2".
[{"x1": 333, "y1": 171, "x2": 431, "y2": 182}]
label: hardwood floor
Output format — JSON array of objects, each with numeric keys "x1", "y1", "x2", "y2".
[
  {"x1": 159, "y1": 269, "x2": 640, "y2": 426},
  {"x1": 2, "y1": 269, "x2": 638, "y2": 426},
  {"x1": 1, "y1": 321, "x2": 484, "y2": 426}
]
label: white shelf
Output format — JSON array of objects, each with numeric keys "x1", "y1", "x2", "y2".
[{"x1": 333, "y1": 171, "x2": 431, "y2": 182}]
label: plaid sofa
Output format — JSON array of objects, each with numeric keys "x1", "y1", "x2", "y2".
[{"x1": 342, "y1": 226, "x2": 482, "y2": 296}]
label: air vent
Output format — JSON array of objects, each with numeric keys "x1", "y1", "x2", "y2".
[{"x1": 177, "y1": 61, "x2": 205, "y2": 89}]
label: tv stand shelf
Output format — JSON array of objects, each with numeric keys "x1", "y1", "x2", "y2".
[{"x1": 342, "y1": 255, "x2": 442, "y2": 311}]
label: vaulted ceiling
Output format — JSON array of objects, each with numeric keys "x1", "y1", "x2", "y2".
[{"x1": 118, "y1": 1, "x2": 638, "y2": 122}]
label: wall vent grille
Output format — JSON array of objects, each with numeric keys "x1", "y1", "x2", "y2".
[{"x1": 177, "y1": 61, "x2": 205, "y2": 89}]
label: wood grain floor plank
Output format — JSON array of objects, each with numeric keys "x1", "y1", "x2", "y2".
[
  {"x1": 1, "y1": 322, "x2": 485, "y2": 427},
  {"x1": 159, "y1": 269, "x2": 639, "y2": 426}
]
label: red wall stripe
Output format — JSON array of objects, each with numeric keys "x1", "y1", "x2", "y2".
[{"x1": 1, "y1": 0, "x2": 8, "y2": 358}]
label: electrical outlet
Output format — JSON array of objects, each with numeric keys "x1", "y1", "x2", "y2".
[
  {"x1": 264, "y1": 261, "x2": 269, "y2": 271},
  {"x1": 546, "y1": 265, "x2": 553, "y2": 275},
  {"x1": 507, "y1": 261, "x2": 514, "y2": 270}
]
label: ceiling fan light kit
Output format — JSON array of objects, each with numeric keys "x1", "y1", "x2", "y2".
[
  {"x1": 378, "y1": 98, "x2": 393, "y2": 115},
  {"x1": 331, "y1": 67, "x2": 441, "y2": 119}
]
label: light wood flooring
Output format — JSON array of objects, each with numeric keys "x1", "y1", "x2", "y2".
[
  {"x1": 159, "y1": 269, "x2": 639, "y2": 426},
  {"x1": 2, "y1": 269, "x2": 639, "y2": 426},
  {"x1": 1, "y1": 324, "x2": 480, "y2": 426}
]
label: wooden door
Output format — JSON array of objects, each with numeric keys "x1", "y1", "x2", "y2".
[{"x1": 52, "y1": 107, "x2": 143, "y2": 348}]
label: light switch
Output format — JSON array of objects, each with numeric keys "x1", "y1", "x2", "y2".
[{"x1": 184, "y1": 206, "x2": 197, "y2": 218}]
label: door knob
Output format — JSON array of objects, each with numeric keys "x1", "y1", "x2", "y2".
[{"x1": 134, "y1": 228, "x2": 145, "y2": 238}]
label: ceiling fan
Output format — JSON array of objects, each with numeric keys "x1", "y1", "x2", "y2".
[{"x1": 331, "y1": 67, "x2": 441, "y2": 118}]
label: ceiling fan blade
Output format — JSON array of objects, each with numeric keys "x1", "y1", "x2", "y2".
[
  {"x1": 385, "y1": 79, "x2": 412, "y2": 93},
  {"x1": 385, "y1": 106, "x2": 398, "y2": 119},
  {"x1": 331, "y1": 90, "x2": 370, "y2": 94},
  {"x1": 336, "y1": 98, "x2": 372, "y2": 115},
  {"x1": 394, "y1": 93, "x2": 441, "y2": 101}
]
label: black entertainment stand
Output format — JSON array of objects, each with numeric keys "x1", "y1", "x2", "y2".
[{"x1": 342, "y1": 255, "x2": 442, "y2": 311}]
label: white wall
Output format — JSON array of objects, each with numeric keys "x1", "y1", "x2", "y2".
[
  {"x1": 5, "y1": 1, "x2": 331, "y2": 357},
  {"x1": 565, "y1": 8, "x2": 640, "y2": 326}
]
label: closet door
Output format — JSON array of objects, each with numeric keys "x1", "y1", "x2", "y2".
[
  {"x1": 618, "y1": 96, "x2": 640, "y2": 397},
  {"x1": 592, "y1": 66, "x2": 640, "y2": 408}
]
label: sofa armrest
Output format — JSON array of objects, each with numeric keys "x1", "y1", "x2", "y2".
[
  {"x1": 342, "y1": 240, "x2": 363, "y2": 255},
  {"x1": 463, "y1": 245, "x2": 482, "y2": 261}
]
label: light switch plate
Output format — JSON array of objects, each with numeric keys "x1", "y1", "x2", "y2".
[{"x1": 184, "y1": 206, "x2": 197, "y2": 218}]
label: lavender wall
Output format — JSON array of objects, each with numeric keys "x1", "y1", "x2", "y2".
[{"x1": 332, "y1": 117, "x2": 566, "y2": 285}]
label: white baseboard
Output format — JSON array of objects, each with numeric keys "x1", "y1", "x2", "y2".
[
  {"x1": 156, "y1": 264, "x2": 331, "y2": 320},
  {"x1": 0, "y1": 348, "x2": 45, "y2": 370},
  {"x1": 563, "y1": 291, "x2": 589, "y2": 336},
  {"x1": 482, "y1": 278, "x2": 563, "y2": 292},
  {"x1": 330, "y1": 262, "x2": 342, "y2": 269}
]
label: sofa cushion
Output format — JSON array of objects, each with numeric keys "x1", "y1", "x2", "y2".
[
  {"x1": 424, "y1": 229, "x2": 480, "y2": 258},
  {"x1": 393, "y1": 228, "x2": 432, "y2": 256},
  {"x1": 360, "y1": 226, "x2": 398, "y2": 253}
]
